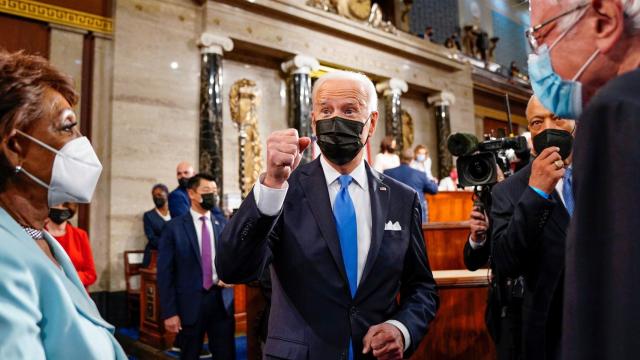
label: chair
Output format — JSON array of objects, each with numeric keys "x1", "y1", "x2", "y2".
[{"x1": 124, "y1": 250, "x2": 145, "y2": 327}]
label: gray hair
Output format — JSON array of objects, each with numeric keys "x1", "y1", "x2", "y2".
[
  {"x1": 311, "y1": 70, "x2": 378, "y2": 114},
  {"x1": 556, "y1": 0, "x2": 640, "y2": 33}
]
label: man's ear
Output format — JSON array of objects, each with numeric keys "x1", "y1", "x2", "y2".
[
  {"x1": 368, "y1": 111, "x2": 379, "y2": 137},
  {"x1": 592, "y1": 0, "x2": 625, "y2": 54},
  {"x1": 1, "y1": 129, "x2": 25, "y2": 169}
]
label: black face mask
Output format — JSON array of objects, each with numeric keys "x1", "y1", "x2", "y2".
[
  {"x1": 178, "y1": 177, "x2": 190, "y2": 188},
  {"x1": 200, "y1": 193, "x2": 216, "y2": 211},
  {"x1": 153, "y1": 196, "x2": 166, "y2": 208},
  {"x1": 49, "y1": 208, "x2": 73, "y2": 225},
  {"x1": 533, "y1": 128, "x2": 573, "y2": 160},
  {"x1": 316, "y1": 116, "x2": 369, "y2": 166}
]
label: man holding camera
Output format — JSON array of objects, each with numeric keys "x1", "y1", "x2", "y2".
[{"x1": 490, "y1": 96, "x2": 574, "y2": 360}]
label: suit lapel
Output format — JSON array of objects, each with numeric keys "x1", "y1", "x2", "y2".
[
  {"x1": 357, "y1": 164, "x2": 389, "y2": 293},
  {"x1": 549, "y1": 190, "x2": 570, "y2": 236},
  {"x1": 182, "y1": 214, "x2": 202, "y2": 267},
  {"x1": 43, "y1": 233, "x2": 114, "y2": 330},
  {"x1": 298, "y1": 159, "x2": 348, "y2": 285}
]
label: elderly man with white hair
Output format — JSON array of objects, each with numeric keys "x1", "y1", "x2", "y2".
[
  {"x1": 216, "y1": 70, "x2": 438, "y2": 360},
  {"x1": 527, "y1": 1, "x2": 640, "y2": 359}
]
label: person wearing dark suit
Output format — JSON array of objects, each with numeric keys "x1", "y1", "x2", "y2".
[
  {"x1": 158, "y1": 173, "x2": 236, "y2": 360},
  {"x1": 217, "y1": 71, "x2": 438, "y2": 360},
  {"x1": 490, "y1": 96, "x2": 575, "y2": 360},
  {"x1": 142, "y1": 183, "x2": 171, "y2": 268},
  {"x1": 383, "y1": 149, "x2": 438, "y2": 223},
  {"x1": 168, "y1": 161, "x2": 195, "y2": 218}
]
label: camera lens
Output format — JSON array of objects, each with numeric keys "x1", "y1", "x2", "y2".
[{"x1": 467, "y1": 158, "x2": 493, "y2": 183}]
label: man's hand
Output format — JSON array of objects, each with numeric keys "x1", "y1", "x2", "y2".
[
  {"x1": 164, "y1": 315, "x2": 181, "y2": 334},
  {"x1": 362, "y1": 323, "x2": 404, "y2": 360},
  {"x1": 469, "y1": 208, "x2": 488, "y2": 243},
  {"x1": 529, "y1": 146, "x2": 565, "y2": 195},
  {"x1": 218, "y1": 280, "x2": 234, "y2": 288},
  {"x1": 264, "y1": 129, "x2": 311, "y2": 189}
]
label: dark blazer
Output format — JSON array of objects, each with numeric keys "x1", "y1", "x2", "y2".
[
  {"x1": 491, "y1": 163, "x2": 569, "y2": 360},
  {"x1": 142, "y1": 209, "x2": 168, "y2": 268},
  {"x1": 168, "y1": 186, "x2": 190, "y2": 218},
  {"x1": 463, "y1": 235, "x2": 490, "y2": 271},
  {"x1": 216, "y1": 158, "x2": 438, "y2": 360},
  {"x1": 384, "y1": 164, "x2": 438, "y2": 222},
  {"x1": 157, "y1": 211, "x2": 234, "y2": 326}
]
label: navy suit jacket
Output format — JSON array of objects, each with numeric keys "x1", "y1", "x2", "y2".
[
  {"x1": 168, "y1": 186, "x2": 190, "y2": 218},
  {"x1": 217, "y1": 158, "x2": 438, "y2": 360},
  {"x1": 384, "y1": 164, "x2": 438, "y2": 222},
  {"x1": 142, "y1": 209, "x2": 168, "y2": 268},
  {"x1": 157, "y1": 211, "x2": 234, "y2": 326},
  {"x1": 491, "y1": 164, "x2": 569, "y2": 360}
]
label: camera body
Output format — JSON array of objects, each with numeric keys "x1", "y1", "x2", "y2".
[{"x1": 447, "y1": 133, "x2": 527, "y2": 187}]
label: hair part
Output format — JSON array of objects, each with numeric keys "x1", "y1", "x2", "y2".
[{"x1": 311, "y1": 70, "x2": 378, "y2": 114}]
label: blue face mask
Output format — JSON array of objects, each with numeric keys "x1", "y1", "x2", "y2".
[{"x1": 527, "y1": 10, "x2": 600, "y2": 120}]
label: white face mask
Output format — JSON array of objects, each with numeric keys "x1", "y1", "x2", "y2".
[{"x1": 15, "y1": 130, "x2": 103, "y2": 207}]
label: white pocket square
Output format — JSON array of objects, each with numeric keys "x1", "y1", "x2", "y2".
[{"x1": 384, "y1": 221, "x2": 402, "y2": 231}]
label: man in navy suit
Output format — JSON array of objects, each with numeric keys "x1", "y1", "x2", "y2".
[
  {"x1": 383, "y1": 149, "x2": 438, "y2": 223},
  {"x1": 168, "y1": 161, "x2": 195, "y2": 218},
  {"x1": 217, "y1": 71, "x2": 438, "y2": 360},
  {"x1": 158, "y1": 173, "x2": 235, "y2": 360}
]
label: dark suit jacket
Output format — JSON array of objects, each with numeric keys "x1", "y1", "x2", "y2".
[
  {"x1": 157, "y1": 211, "x2": 234, "y2": 326},
  {"x1": 563, "y1": 69, "x2": 640, "y2": 360},
  {"x1": 216, "y1": 158, "x2": 438, "y2": 360},
  {"x1": 168, "y1": 186, "x2": 190, "y2": 218},
  {"x1": 142, "y1": 209, "x2": 168, "y2": 268},
  {"x1": 384, "y1": 164, "x2": 438, "y2": 222},
  {"x1": 463, "y1": 235, "x2": 490, "y2": 272},
  {"x1": 491, "y1": 163, "x2": 569, "y2": 360}
]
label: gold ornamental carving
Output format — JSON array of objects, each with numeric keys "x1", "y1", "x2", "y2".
[
  {"x1": 230, "y1": 79, "x2": 262, "y2": 198},
  {"x1": 401, "y1": 109, "x2": 414, "y2": 149},
  {"x1": 0, "y1": 0, "x2": 113, "y2": 34}
]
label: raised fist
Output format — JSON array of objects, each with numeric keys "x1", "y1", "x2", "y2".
[{"x1": 263, "y1": 129, "x2": 311, "y2": 189}]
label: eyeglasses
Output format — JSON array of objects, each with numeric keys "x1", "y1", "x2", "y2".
[{"x1": 525, "y1": 2, "x2": 589, "y2": 51}]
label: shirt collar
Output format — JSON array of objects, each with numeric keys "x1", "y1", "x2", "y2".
[
  {"x1": 190, "y1": 208, "x2": 210, "y2": 222},
  {"x1": 319, "y1": 155, "x2": 368, "y2": 190}
]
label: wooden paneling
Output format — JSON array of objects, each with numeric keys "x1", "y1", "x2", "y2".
[
  {"x1": 426, "y1": 191, "x2": 474, "y2": 222},
  {"x1": 423, "y1": 222, "x2": 470, "y2": 271},
  {"x1": 0, "y1": 13, "x2": 49, "y2": 57}
]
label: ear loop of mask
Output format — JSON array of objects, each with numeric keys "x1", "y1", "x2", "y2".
[
  {"x1": 548, "y1": 7, "x2": 600, "y2": 82},
  {"x1": 13, "y1": 129, "x2": 56, "y2": 190}
]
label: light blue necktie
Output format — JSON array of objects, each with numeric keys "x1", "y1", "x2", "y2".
[
  {"x1": 333, "y1": 174, "x2": 358, "y2": 360},
  {"x1": 563, "y1": 167, "x2": 574, "y2": 216}
]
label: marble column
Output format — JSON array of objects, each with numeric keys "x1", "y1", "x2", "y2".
[
  {"x1": 198, "y1": 33, "x2": 233, "y2": 195},
  {"x1": 376, "y1": 78, "x2": 408, "y2": 150},
  {"x1": 281, "y1": 54, "x2": 319, "y2": 164},
  {"x1": 427, "y1": 91, "x2": 456, "y2": 179}
]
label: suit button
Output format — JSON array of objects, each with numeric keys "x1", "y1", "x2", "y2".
[{"x1": 350, "y1": 306, "x2": 357, "y2": 316}]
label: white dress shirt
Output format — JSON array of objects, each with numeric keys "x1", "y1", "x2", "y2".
[
  {"x1": 189, "y1": 208, "x2": 219, "y2": 285},
  {"x1": 253, "y1": 156, "x2": 411, "y2": 351}
]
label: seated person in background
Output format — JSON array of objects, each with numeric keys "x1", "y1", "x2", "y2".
[
  {"x1": 410, "y1": 144, "x2": 436, "y2": 181},
  {"x1": 384, "y1": 149, "x2": 438, "y2": 223},
  {"x1": 142, "y1": 183, "x2": 171, "y2": 268},
  {"x1": 438, "y1": 166, "x2": 460, "y2": 191},
  {"x1": 373, "y1": 135, "x2": 400, "y2": 172},
  {"x1": 46, "y1": 203, "x2": 97, "y2": 291},
  {"x1": 168, "y1": 161, "x2": 195, "y2": 218}
]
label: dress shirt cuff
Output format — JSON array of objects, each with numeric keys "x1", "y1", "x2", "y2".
[
  {"x1": 529, "y1": 185, "x2": 550, "y2": 200},
  {"x1": 468, "y1": 234, "x2": 486, "y2": 249},
  {"x1": 385, "y1": 320, "x2": 411, "y2": 352},
  {"x1": 253, "y1": 173, "x2": 288, "y2": 216}
]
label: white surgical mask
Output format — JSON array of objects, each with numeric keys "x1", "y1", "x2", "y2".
[
  {"x1": 15, "y1": 130, "x2": 103, "y2": 207},
  {"x1": 416, "y1": 154, "x2": 426, "y2": 162}
]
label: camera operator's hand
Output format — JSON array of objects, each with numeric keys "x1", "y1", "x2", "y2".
[
  {"x1": 469, "y1": 208, "x2": 489, "y2": 243},
  {"x1": 529, "y1": 146, "x2": 565, "y2": 195}
]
